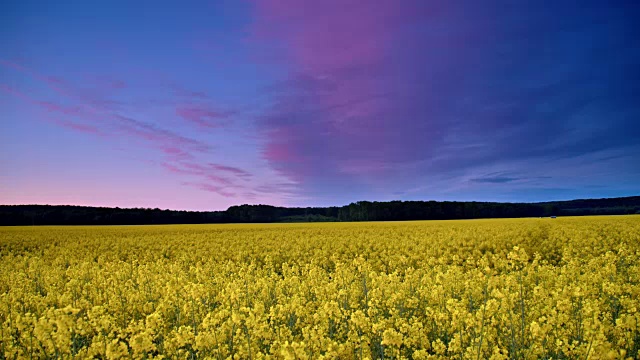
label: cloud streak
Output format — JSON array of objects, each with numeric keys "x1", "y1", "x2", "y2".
[
  {"x1": 1, "y1": 59, "x2": 293, "y2": 203},
  {"x1": 470, "y1": 177, "x2": 521, "y2": 184},
  {"x1": 175, "y1": 106, "x2": 233, "y2": 129}
]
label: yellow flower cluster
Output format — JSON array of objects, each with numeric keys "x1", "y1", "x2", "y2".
[{"x1": 1, "y1": 216, "x2": 639, "y2": 359}]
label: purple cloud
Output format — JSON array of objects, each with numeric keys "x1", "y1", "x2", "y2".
[
  {"x1": 248, "y1": 1, "x2": 463, "y2": 184},
  {"x1": 246, "y1": 0, "x2": 640, "y2": 199}
]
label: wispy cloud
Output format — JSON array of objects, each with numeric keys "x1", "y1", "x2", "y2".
[
  {"x1": 1, "y1": 84, "x2": 103, "y2": 135},
  {"x1": 175, "y1": 105, "x2": 233, "y2": 129},
  {"x1": 1, "y1": 59, "x2": 296, "y2": 202},
  {"x1": 1, "y1": 59, "x2": 213, "y2": 155},
  {"x1": 160, "y1": 160, "x2": 261, "y2": 198},
  {"x1": 181, "y1": 181, "x2": 237, "y2": 198},
  {"x1": 470, "y1": 176, "x2": 521, "y2": 184},
  {"x1": 209, "y1": 163, "x2": 252, "y2": 179}
]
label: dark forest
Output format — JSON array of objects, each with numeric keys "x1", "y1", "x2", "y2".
[{"x1": 1, "y1": 196, "x2": 638, "y2": 225}]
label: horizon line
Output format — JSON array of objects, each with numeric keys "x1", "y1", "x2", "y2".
[{"x1": 1, "y1": 194, "x2": 638, "y2": 213}]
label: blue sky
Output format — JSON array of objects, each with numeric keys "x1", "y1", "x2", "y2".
[{"x1": 1, "y1": 0, "x2": 639, "y2": 210}]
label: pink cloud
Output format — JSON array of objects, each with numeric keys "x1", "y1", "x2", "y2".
[
  {"x1": 79, "y1": 75, "x2": 128, "y2": 94},
  {"x1": 252, "y1": 1, "x2": 396, "y2": 70},
  {"x1": 262, "y1": 141, "x2": 301, "y2": 163},
  {"x1": 38, "y1": 101, "x2": 84, "y2": 116},
  {"x1": 158, "y1": 159, "x2": 296, "y2": 202},
  {"x1": 1, "y1": 60, "x2": 120, "y2": 116},
  {"x1": 175, "y1": 106, "x2": 233, "y2": 128},
  {"x1": 247, "y1": 0, "x2": 471, "y2": 191},
  {"x1": 2, "y1": 61, "x2": 214, "y2": 168},
  {"x1": 196, "y1": 184, "x2": 236, "y2": 198},
  {"x1": 54, "y1": 120, "x2": 101, "y2": 135},
  {"x1": 0, "y1": 83, "x2": 33, "y2": 101},
  {"x1": 1, "y1": 84, "x2": 102, "y2": 135},
  {"x1": 179, "y1": 181, "x2": 236, "y2": 198},
  {"x1": 0, "y1": 59, "x2": 76, "y2": 98},
  {"x1": 164, "y1": 162, "x2": 237, "y2": 187},
  {"x1": 205, "y1": 174, "x2": 234, "y2": 186},
  {"x1": 158, "y1": 146, "x2": 195, "y2": 161},
  {"x1": 247, "y1": 1, "x2": 408, "y2": 180},
  {"x1": 161, "y1": 161, "x2": 252, "y2": 184},
  {"x1": 113, "y1": 114, "x2": 212, "y2": 153}
]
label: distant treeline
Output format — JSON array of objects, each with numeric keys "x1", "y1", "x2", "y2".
[{"x1": 1, "y1": 196, "x2": 639, "y2": 226}]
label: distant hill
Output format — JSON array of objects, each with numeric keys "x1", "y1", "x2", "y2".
[{"x1": 1, "y1": 196, "x2": 639, "y2": 226}]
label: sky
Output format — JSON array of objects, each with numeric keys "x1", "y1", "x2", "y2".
[{"x1": 1, "y1": 0, "x2": 639, "y2": 211}]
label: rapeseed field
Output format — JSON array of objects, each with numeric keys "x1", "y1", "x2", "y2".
[{"x1": 1, "y1": 216, "x2": 639, "y2": 359}]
